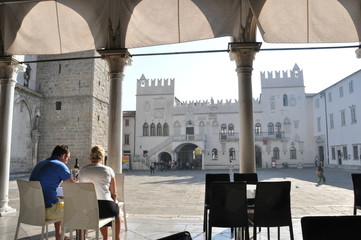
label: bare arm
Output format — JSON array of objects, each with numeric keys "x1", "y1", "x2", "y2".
[{"x1": 110, "y1": 176, "x2": 118, "y2": 202}]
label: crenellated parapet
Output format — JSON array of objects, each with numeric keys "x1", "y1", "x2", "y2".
[
  {"x1": 137, "y1": 74, "x2": 175, "y2": 95},
  {"x1": 261, "y1": 63, "x2": 304, "y2": 89}
]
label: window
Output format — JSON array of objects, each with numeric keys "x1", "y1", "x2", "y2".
[
  {"x1": 339, "y1": 86, "x2": 344, "y2": 97},
  {"x1": 268, "y1": 122, "x2": 274, "y2": 135},
  {"x1": 150, "y1": 123, "x2": 155, "y2": 136},
  {"x1": 124, "y1": 134, "x2": 130, "y2": 145},
  {"x1": 283, "y1": 94, "x2": 288, "y2": 106},
  {"x1": 255, "y1": 123, "x2": 262, "y2": 135},
  {"x1": 290, "y1": 147, "x2": 297, "y2": 159},
  {"x1": 157, "y1": 123, "x2": 162, "y2": 136},
  {"x1": 125, "y1": 119, "x2": 129, "y2": 126},
  {"x1": 330, "y1": 113, "x2": 334, "y2": 129},
  {"x1": 328, "y1": 92, "x2": 332, "y2": 102},
  {"x1": 341, "y1": 110, "x2": 346, "y2": 126},
  {"x1": 229, "y1": 148, "x2": 236, "y2": 160},
  {"x1": 163, "y1": 123, "x2": 169, "y2": 136},
  {"x1": 143, "y1": 150, "x2": 148, "y2": 157},
  {"x1": 228, "y1": 124, "x2": 234, "y2": 136},
  {"x1": 55, "y1": 101, "x2": 62, "y2": 110},
  {"x1": 273, "y1": 147, "x2": 280, "y2": 160},
  {"x1": 315, "y1": 98, "x2": 320, "y2": 108},
  {"x1": 317, "y1": 117, "x2": 321, "y2": 132},
  {"x1": 349, "y1": 80, "x2": 354, "y2": 93},
  {"x1": 143, "y1": 123, "x2": 149, "y2": 136},
  {"x1": 343, "y1": 146, "x2": 348, "y2": 159},
  {"x1": 331, "y1": 147, "x2": 336, "y2": 160},
  {"x1": 212, "y1": 148, "x2": 218, "y2": 160},
  {"x1": 350, "y1": 105, "x2": 357, "y2": 124},
  {"x1": 353, "y1": 146, "x2": 359, "y2": 160},
  {"x1": 221, "y1": 124, "x2": 227, "y2": 134}
]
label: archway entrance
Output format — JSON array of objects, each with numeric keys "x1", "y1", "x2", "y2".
[
  {"x1": 255, "y1": 145, "x2": 262, "y2": 168},
  {"x1": 158, "y1": 152, "x2": 172, "y2": 171},
  {"x1": 176, "y1": 143, "x2": 202, "y2": 170}
]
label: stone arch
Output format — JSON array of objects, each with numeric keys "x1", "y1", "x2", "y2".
[{"x1": 11, "y1": 99, "x2": 33, "y2": 173}]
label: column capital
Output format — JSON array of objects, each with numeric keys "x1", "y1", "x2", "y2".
[
  {"x1": 98, "y1": 49, "x2": 132, "y2": 73},
  {"x1": 0, "y1": 56, "x2": 20, "y2": 80},
  {"x1": 228, "y1": 42, "x2": 262, "y2": 70}
]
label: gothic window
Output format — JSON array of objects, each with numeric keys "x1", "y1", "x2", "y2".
[
  {"x1": 221, "y1": 124, "x2": 227, "y2": 134},
  {"x1": 255, "y1": 123, "x2": 262, "y2": 135},
  {"x1": 275, "y1": 122, "x2": 281, "y2": 138},
  {"x1": 229, "y1": 148, "x2": 236, "y2": 160},
  {"x1": 157, "y1": 123, "x2": 162, "y2": 136},
  {"x1": 290, "y1": 147, "x2": 297, "y2": 159},
  {"x1": 268, "y1": 122, "x2": 274, "y2": 135},
  {"x1": 150, "y1": 123, "x2": 155, "y2": 136},
  {"x1": 228, "y1": 124, "x2": 234, "y2": 136},
  {"x1": 283, "y1": 94, "x2": 288, "y2": 106},
  {"x1": 212, "y1": 148, "x2": 218, "y2": 160},
  {"x1": 273, "y1": 147, "x2": 280, "y2": 160},
  {"x1": 349, "y1": 80, "x2": 354, "y2": 93},
  {"x1": 143, "y1": 123, "x2": 149, "y2": 136},
  {"x1": 163, "y1": 123, "x2": 169, "y2": 136}
]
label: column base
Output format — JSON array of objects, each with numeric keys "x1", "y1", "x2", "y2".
[{"x1": 0, "y1": 206, "x2": 16, "y2": 217}]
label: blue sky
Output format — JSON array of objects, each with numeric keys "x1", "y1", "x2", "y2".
[{"x1": 122, "y1": 36, "x2": 361, "y2": 110}]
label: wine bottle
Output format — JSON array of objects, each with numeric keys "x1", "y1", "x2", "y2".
[{"x1": 72, "y1": 158, "x2": 80, "y2": 181}]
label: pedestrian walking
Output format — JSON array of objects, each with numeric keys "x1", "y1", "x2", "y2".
[
  {"x1": 316, "y1": 162, "x2": 326, "y2": 186},
  {"x1": 150, "y1": 162, "x2": 155, "y2": 174}
]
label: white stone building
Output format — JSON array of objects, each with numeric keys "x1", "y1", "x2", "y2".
[{"x1": 128, "y1": 64, "x2": 317, "y2": 170}]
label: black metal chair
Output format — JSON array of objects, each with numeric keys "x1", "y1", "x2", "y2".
[
  {"x1": 233, "y1": 173, "x2": 258, "y2": 184},
  {"x1": 301, "y1": 215, "x2": 361, "y2": 240},
  {"x1": 207, "y1": 181, "x2": 250, "y2": 240},
  {"x1": 156, "y1": 231, "x2": 192, "y2": 240},
  {"x1": 251, "y1": 181, "x2": 294, "y2": 240},
  {"x1": 351, "y1": 173, "x2": 361, "y2": 215},
  {"x1": 203, "y1": 173, "x2": 230, "y2": 234}
]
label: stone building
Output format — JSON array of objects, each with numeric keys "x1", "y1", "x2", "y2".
[
  {"x1": 129, "y1": 64, "x2": 316, "y2": 170},
  {"x1": 10, "y1": 51, "x2": 110, "y2": 174}
]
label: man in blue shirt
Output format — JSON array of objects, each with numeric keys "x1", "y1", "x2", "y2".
[{"x1": 30, "y1": 145, "x2": 73, "y2": 240}]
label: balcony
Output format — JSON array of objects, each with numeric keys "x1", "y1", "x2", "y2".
[
  {"x1": 219, "y1": 132, "x2": 239, "y2": 142},
  {"x1": 172, "y1": 135, "x2": 206, "y2": 142},
  {"x1": 254, "y1": 131, "x2": 288, "y2": 141}
]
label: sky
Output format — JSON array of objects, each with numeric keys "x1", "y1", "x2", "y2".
[{"x1": 122, "y1": 36, "x2": 361, "y2": 111}]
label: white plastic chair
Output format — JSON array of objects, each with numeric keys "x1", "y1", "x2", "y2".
[
  {"x1": 115, "y1": 173, "x2": 128, "y2": 231},
  {"x1": 60, "y1": 182, "x2": 116, "y2": 240},
  {"x1": 14, "y1": 180, "x2": 63, "y2": 240}
]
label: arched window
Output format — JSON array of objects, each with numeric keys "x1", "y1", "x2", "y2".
[
  {"x1": 150, "y1": 123, "x2": 155, "y2": 136},
  {"x1": 212, "y1": 148, "x2": 218, "y2": 160},
  {"x1": 273, "y1": 147, "x2": 280, "y2": 160},
  {"x1": 221, "y1": 124, "x2": 227, "y2": 134},
  {"x1": 255, "y1": 123, "x2": 262, "y2": 135},
  {"x1": 228, "y1": 124, "x2": 234, "y2": 136},
  {"x1": 163, "y1": 123, "x2": 169, "y2": 136},
  {"x1": 268, "y1": 122, "x2": 274, "y2": 135},
  {"x1": 143, "y1": 122, "x2": 149, "y2": 136},
  {"x1": 229, "y1": 148, "x2": 236, "y2": 160},
  {"x1": 157, "y1": 123, "x2": 162, "y2": 136},
  {"x1": 290, "y1": 147, "x2": 297, "y2": 159},
  {"x1": 275, "y1": 122, "x2": 282, "y2": 138},
  {"x1": 283, "y1": 94, "x2": 288, "y2": 106}
]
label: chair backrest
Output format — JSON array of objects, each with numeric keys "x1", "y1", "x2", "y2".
[
  {"x1": 234, "y1": 173, "x2": 258, "y2": 184},
  {"x1": 62, "y1": 182, "x2": 100, "y2": 230},
  {"x1": 115, "y1": 173, "x2": 125, "y2": 202},
  {"x1": 209, "y1": 181, "x2": 249, "y2": 228},
  {"x1": 205, "y1": 174, "x2": 230, "y2": 205},
  {"x1": 301, "y1": 215, "x2": 361, "y2": 240},
  {"x1": 253, "y1": 181, "x2": 292, "y2": 227},
  {"x1": 351, "y1": 173, "x2": 361, "y2": 206},
  {"x1": 157, "y1": 231, "x2": 192, "y2": 240},
  {"x1": 17, "y1": 180, "x2": 47, "y2": 226}
]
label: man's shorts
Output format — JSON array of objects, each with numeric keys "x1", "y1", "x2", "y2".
[{"x1": 45, "y1": 201, "x2": 64, "y2": 220}]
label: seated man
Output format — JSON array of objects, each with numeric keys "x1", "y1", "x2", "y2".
[{"x1": 29, "y1": 145, "x2": 73, "y2": 240}]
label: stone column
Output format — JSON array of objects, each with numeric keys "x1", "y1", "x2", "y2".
[
  {"x1": 0, "y1": 56, "x2": 18, "y2": 216},
  {"x1": 229, "y1": 43, "x2": 261, "y2": 173},
  {"x1": 98, "y1": 49, "x2": 131, "y2": 174}
]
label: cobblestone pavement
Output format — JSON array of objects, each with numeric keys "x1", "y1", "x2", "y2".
[{"x1": 2, "y1": 167, "x2": 360, "y2": 240}]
